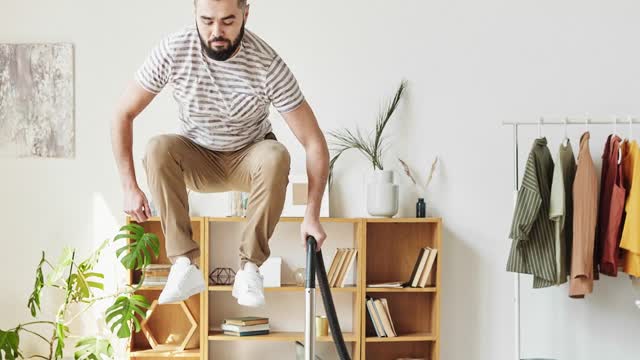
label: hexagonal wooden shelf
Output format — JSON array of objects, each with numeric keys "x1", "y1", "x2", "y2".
[{"x1": 140, "y1": 300, "x2": 198, "y2": 352}]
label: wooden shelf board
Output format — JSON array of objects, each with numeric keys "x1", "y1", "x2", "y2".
[
  {"x1": 128, "y1": 348, "x2": 200, "y2": 357},
  {"x1": 364, "y1": 218, "x2": 441, "y2": 223},
  {"x1": 365, "y1": 332, "x2": 436, "y2": 342},
  {"x1": 133, "y1": 216, "x2": 205, "y2": 223},
  {"x1": 133, "y1": 285, "x2": 165, "y2": 291},
  {"x1": 366, "y1": 287, "x2": 436, "y2": 293},
  {"x1": 207, "y1": 216, "x2": 360, "y2": 223},
  {"x1": 209, "y1": 284, "x2": 357, "y2": 292},
  {"x1": 208, "y1": 331, "x2": 357, "y2": 342}
]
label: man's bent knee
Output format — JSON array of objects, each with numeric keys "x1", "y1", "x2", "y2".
[
  {"x1": 260, "y1": 142, "x2": 291, "y2": 176},
  {"x1": 144, "y1": 134, "x2": 183, "y2": 168}
]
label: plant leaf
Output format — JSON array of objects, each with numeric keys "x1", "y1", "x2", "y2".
[
  {"x1": 328, "y1": 80, "x2": 407, "y2": 175},
  {"x1": 425, "y1": 156, "x2": 439, "y2": 189},
  {"x1": 78, "y1": 238, "x2": 110, "y2": 274},
  {"x1": 0, "y1": 329, "x2": 21, "y2": 360},
  {"x1": 54, "y1": 322, "x2": 69, "y2": 360},
  {"x1": 28, "y1": 251, "x2": 46, "y2": 317},
  {"x1": 74, "y1": 336, "x2": 114, "y2": 360},
  {"x1": 372, "y1": 80, "x2": 407, "y2": 170},
  {"x1": 71, "y1": 271, "x2": 105, "y2": 301},
  {"x1": 105, "y1": 294, "x2": 151, "y2": 339},
  {"x1": 46, "y1": 247, "x2": 75, "y2": 286},
  {"x1": 113, "y1": 224, "x2": 160, "y2": 270}
]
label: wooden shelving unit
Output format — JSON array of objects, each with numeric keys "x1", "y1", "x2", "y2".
[
  {"x1": 126, "y1": 216, "x2": 441, "y2": 360},
  {"x1": 361, "y1": 218, "x2": 442, "y2": 360}
]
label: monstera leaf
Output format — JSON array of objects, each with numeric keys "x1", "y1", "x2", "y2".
[
  {"x1": 113, "y1": 224, "x2": 160, "y2": 270},
  {"x1": 0, "y1": 329, "x2": 20, "y2": 360},
  {"x1": 28, "y1": 251, "x2": 46, "y2": 317},
  {"x1": 70, "y1": 271, "x2": 104, "y2": 302},
  {"x1": 105, "y1": 294, "x2": 150, "y2": 338},
  {"x1": 74, "y1": 336, "x2": 114, "y2": 360}
]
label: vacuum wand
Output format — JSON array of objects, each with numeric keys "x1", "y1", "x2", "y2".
[{"x1": 305, "y1": 235, "x2": 351, "y2": 360}]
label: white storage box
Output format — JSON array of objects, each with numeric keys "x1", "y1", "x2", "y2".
[{"x1": 259, "y1": 256, "x2": 282, "y2": 288}]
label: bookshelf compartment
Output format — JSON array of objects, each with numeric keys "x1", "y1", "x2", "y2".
[
  {"x1": 141, "y1": 300, "x2": 198, "y2": 352},
  {"x1": 365, "y1": 222, "x2": 438, "y2": 286},
  {"x1": 207, "y1": 221, "x2": 359, "y2": 283},
  {"x1": 208, "y1": 292, "x2": 358, "y2": 339},
  {"x1": 130, "y1": 290, "x2": 201, "y2": 354},
  {"x1": 365, "y1": 291, "x2": 435, "y2": 338},
  {"x1": 130, "y1": 219, "x2": 203, "y2": 285},
  {"x1": 365, "y1": 341, "x2": 433, "y2": 360}
]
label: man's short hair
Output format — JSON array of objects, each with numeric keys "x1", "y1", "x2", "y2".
[{"x1": 194, "y1": 0, "x2": 247, "y2": 8}]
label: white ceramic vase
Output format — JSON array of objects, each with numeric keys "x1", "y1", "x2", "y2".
[{"x1": 366, "y1": 170, "x2": 399, "y2": 217}]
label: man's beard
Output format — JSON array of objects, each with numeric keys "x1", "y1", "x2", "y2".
[{"x1": 198, "y1": 21, "x2": 245, "y2": 61}]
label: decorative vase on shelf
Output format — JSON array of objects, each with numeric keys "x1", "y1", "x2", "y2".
[
  {"x1": 366, "y1": 169, "x2": 399, "y2": 217},
  {"x1": 294, "y1": 268, "x2": 306, "y2": 287},
  {"x1": 416, "y1": 198, "x2": 426, "y2": 218}
]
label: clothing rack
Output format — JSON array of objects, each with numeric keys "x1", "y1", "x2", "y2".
[{"x1": 503, "y1": 117, "x2": 640, "y2": 360}]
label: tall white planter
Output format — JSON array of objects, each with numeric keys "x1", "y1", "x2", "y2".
[{"x1": 366, "y1": 170, "x2": 399, "y2": 217}]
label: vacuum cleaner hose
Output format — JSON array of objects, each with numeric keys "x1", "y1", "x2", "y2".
[{"x1": 307, "y1": 235, "x2": 352, "y2": 360}]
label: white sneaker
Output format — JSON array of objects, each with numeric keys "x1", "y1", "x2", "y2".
[
  {"x1": 158, "y1": 257, "x2": 205, "y2": 304},
  {"x1": 232, "y1": 263, "x2": 265, "y2": 307}
]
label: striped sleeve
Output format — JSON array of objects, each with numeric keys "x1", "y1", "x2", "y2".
[
  {"x1": 135, "y1": 37, "x2": 174, "y2": 94},
  {"x1": 509, "y1": 153, "x2": 542, "y2": 242},
  {"x1": 265, "y1": 56, "x2": 305, "y2": 113}
]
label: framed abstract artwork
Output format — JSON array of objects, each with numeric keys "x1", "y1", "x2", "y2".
[{"x1": 0, "y1": 43, "x2": 74, "y2": 158}]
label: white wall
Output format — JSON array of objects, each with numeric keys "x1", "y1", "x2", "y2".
[{"x1": 2, "y1": 0, "x2": 640, "y2": 359}]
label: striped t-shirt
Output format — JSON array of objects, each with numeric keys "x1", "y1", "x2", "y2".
[{"x1": 135, "y1": 25, "x2": 305, "y2": 151}]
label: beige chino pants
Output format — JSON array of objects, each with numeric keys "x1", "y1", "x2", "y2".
[{"x1": 142, "y1": 132, "x2": 290, "y2": 268}]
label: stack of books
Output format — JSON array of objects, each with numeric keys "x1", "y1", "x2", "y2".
[
  {"x1": 366, "y1": 296, "x2": 397, "y2": 337},
  {"x1": 326, "y1": 248, "x2": 358, "y2": 288},
  {"x1": 141, "y1": 264, "x2": 171, "y2": 286},
  {"x1": 221, "y1": 316, "x2": 269, "y2": 337},
  {"x1": 406, "y1": 247, "x2": 438, "y2": 288}
]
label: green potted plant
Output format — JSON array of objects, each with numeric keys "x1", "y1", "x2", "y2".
[
  {"x1": 328, "y1": 80, "x2": 407, "y2": 217},
  {"x1": 0, "y1": 223, "x2": 160, "y2": 359}
]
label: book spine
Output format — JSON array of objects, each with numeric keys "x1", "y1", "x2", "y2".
[
  {"x1": 408, "y1": 248, "x2": 426, "y2": 287},
  {"x1": 223, "y1": 330, "x2": 270, "y2": 336}
]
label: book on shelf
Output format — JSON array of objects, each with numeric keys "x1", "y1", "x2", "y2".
[
  {"x1": 326, "y1": 248, "x2": 358, "y2": 288},
  {"x1": 368, "y1": 281, "x2": 405, "y2": 288},
  {"x1": 223, "y1": 316, "x2": 269, "y2": 326},
  {"x1": 406, "y1": 247, "x2": 437, "y2": 288},
  {"x1": 380, "y1": 298, "x2": 397, "y2": 336},
  {"x1": 366, "y1": 296, "x2": 397, "y2": 337},
  {"x1": 223, "y1": 330, "x2": 270, "y2": 336},
  {"x1": 221, "y1": 316, "x2": 270, "y2": 336},
  {"x1": 366, "y1": 297, "x2": 386, "y2": 337},
  {"x1": 326, "y1": 248, "x2": 343, "y2": 286},
  {"x1": 374, "y1": 298, "x2": 397, "y2": 337},
  {"x1": 221, "y1": 323, "x2": 270, "y2": 333},
  {"x1": 327, "y1": 248, "x2": 347, "y2": 286},
  {"x1": 418, "y1": 248, "x2": 437, "y2": 287},
  {"x1": 140, "y1": 280, "x2": 167, "y2": 286}
]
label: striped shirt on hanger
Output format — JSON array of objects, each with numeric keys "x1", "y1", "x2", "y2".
[
  {"x1": 135, "y1": 25, "x2": 305, "y2": 151},
  {"x1": 507, "y1": 137, "x2": 557, "y2": 288}
]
